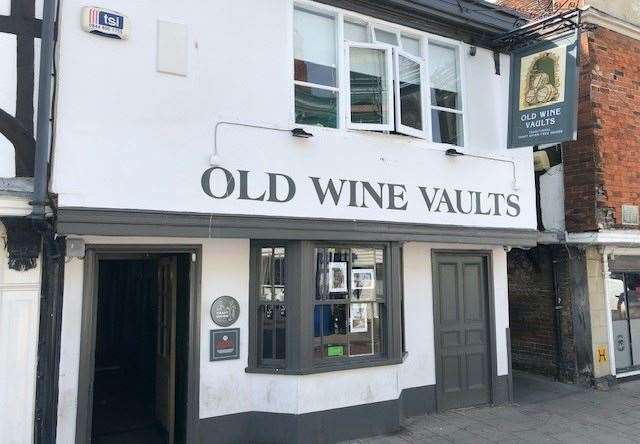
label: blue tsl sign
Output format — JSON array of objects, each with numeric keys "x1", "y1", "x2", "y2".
[
  {"x1": 97, "y1": 11, "x2": 123, "y2": 29},
  {"x1": 81, "y1": 7, "x2": 130, "y2": 40}
]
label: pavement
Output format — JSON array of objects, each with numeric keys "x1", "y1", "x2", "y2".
[{"x1": 343, "y1": 371, "x2": 640, "y2": 444}]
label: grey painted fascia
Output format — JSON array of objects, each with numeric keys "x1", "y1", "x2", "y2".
[
  {"x1": 56, "y1": 208, "x2": 538, "y2": 247},
  {"x1": 312, "y1": 0, "x2": 526, "y2": 48}
]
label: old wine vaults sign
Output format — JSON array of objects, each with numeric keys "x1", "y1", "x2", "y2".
[{"x1": 508, "y1": 32, "x2": 578, "y2": 148}]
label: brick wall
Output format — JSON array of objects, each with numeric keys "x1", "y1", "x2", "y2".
[
  {"x1": 508, "y1": 245, "x2": 576, "y2": 380},
  {"x1": 497, "y1": 0, "x2": 582, "y2": 19},
  {"x1": 588, "y1": 27, "x2": 640, "y2": 229},
  {"x1": 562, "y1": 32, "x2": 600, "y2": 232}
]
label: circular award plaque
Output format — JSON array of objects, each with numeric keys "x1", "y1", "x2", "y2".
[{"x1": 210, "y1": 296, "x2": 240, "y2": 327}]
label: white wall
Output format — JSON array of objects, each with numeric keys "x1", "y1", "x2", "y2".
[
  {"x1": 55, "y1": 236, "x2": 511, "y2": 442},
  {"x1": 0, "y1": 224, "x2": 41, "y2": 444},
  {"x1": 50, "y1": 0, "x2": 535, "y2": 231},
  {"x1": 0, "y1": 33, "x2": 16, "y2": 177},
  {"x1": 540, "y1": 163, "x2": 565, "y2": 233}
]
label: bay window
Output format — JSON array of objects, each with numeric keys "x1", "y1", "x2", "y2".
[
  {"x1": 248, "y1": 241, "x2": 403, "y2": 374},
  {"x1": 258, "y1": 247, "x2": 287, "y2": 367},
  {"x1": 292, "y1": 4, "x2": 465, "y2": 146}
]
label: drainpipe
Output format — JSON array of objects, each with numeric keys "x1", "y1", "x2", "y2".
[
  {"x1": 32, "y1": 1, "x2": 63, "y2": 443},
  {"x1": 32, "y1": 0, "x2": 56, "y2": 219}
]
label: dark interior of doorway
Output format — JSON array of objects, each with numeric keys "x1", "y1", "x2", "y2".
[{"x1": 91, "y1": 255, "x2": 190, "y2": 444}]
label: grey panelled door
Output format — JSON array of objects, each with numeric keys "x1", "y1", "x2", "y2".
[{"x1": 433, "y1": 254, "x2": 491, "y2": 410}]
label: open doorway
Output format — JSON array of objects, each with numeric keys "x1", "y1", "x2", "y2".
[{"x1": 89, "y1": 254, "x2": 191, "y2": 444}]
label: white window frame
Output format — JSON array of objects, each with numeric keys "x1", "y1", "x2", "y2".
[
  {"x1": 371, "y1": 25, "x2": 400, "y2": 46},
  {"x1": 394, "y1": 49, "x2": 428, "y2": 139},
  {"x1": 427, "y1": 41, "x2": 466, "y2": 146},
  {"x1": 345, "y1": 41, "x2": 395, "y2": 132},
  {"x1": 293, "y1": 6, "x2": 341, "y2": 128},
  {"x1": 292, "y1": 0, "x2": 468, "y2": 146}
]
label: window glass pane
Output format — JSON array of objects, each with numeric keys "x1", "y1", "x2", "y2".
[
  {"x1": 429, "y1": 43, "x2": 460, "y2": 110},
  {"x1": 609, "y1": 273, "x2": 627, "y2": 321},
  {"x1": 432, "y1": 109, "x2": 463, "y2": 146},
  {"x1": 348, "y1": 302, "x2": 382, "y2": 357},
  {"x1": 345, "y1": 21, "x2": 368, "y2": 42},
  {"x1": 295, "y1": 85, "x2": 338, "y2": 128},
  {"x1": 398, "y1": 54, "x2": 423, "y2": 131},
  {"x1": 314, "y1": 304, "x2": 348, "y2": 359},
  {"x1": 261, "y1": 248, "x2": 274, "y2": 301},
  {"x1": 401, "y1": 35, "x2": 421, "y2": 57},
  {"x1": 273, "y1": 247, "x2": 286, "y2": 301},
  {"x1": 374, "y1": 28, "x2": 398, "y2": 46},
  {"x1": 349, "y1": 47, "x2": 390, "y2": 125},
  {"x1": 626, "y1": 274, "x2": 640, "y2": 319},
  {"x1": 294, "y1": 8, "x2": 337, "y2": 87},
  {"x1": 610, "y1": 273, "x2": 632, "y2": 370},
  {"x1": 316, "y1": 247, "x2": 350, "y2": 300},
  {"x1": 275, "y1": 305, "x2": 286, "y2": 360},
  {"x1": 258, "y1": 246, "x2": 286, "y2": 365},
  {"x1": 260, "y1": 305, "x2": 274, "y2": 360},
  {"x1": 351, "y1": 248, "x2": 383, "y2": 302}
]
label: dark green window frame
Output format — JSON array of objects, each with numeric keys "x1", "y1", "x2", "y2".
[{"x1": 247, "y1": 240, "x2": 404, "y2": 375}]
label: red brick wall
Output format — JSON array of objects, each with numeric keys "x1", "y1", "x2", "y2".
[
  {"x1": 562, "y1": 32, "x2": 600, "y2": 232},
  {"x1": 588, "y1": 27, "x2": 640, "y2": 229},
  {"x1": 564, "y1": 27, "x2": 640, "y2": 231},
  {"x1": 497, "y1": 0, "x2": 582, "y2": 19}
]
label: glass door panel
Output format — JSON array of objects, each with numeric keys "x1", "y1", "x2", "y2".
[{"x1": 610, "y1": 273, "x2": 632, "y2": 371}]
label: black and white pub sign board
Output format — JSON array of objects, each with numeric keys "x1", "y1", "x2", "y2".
[{"x1": 508, "y1": 31, "x2": 579, "y2": 148}]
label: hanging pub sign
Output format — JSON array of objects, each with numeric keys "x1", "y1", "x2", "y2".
[{"x1": 508, "y1": 31, "x2": 579, "y2": 148}]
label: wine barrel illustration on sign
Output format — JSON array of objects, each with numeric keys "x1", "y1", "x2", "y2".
[{"x1": 519, "y1": 44, "x2": 567, "y2": 111}]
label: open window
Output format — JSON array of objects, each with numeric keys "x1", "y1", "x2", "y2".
[
  {"x1": 394, "y1": 50, "x2": 427, "y2": 138},
  {"x1": 346, "y1": 42, "x2": 395, "y2": 131}
]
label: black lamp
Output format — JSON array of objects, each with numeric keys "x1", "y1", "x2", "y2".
[
  {"x1": 291, "y1": 127, "x2": 314, "y2": 138},
  {"x1": 445, "y1": 148, "x2": 464, "y2": 157}
]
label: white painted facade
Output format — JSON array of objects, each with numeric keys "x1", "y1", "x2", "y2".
[
  {"x1": 50, "y1": 0, "x2": 534, "y2": 227},
  {"x1": 0, "y1": 223, "x2": 41, "y2": 444},
  {"x1": 47, "y1": 0, "x2": 535, "y2": 442},
  {"x1": 56, "y1": 236, "x2": 510, "y2": 441}
]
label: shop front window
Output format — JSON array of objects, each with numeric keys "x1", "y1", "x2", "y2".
[
  {"x1": 258, "y1": 247, "x2": 287, "y2": 367},
  {"x1": 609, "y1": 272, "x2": 640, "y2": 372},
  {"x1": 249, "y1": 241, "x2": 403, "y2": 374},
  {"x1": 313, "y1": 247, "x2": 385, "y2": 361}
]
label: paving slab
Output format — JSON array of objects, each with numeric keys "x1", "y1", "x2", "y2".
[{"x1": 341, "y1": 371, "x2": 640, "y2": 444}]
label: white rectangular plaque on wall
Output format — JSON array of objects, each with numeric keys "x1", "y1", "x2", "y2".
[{"x1": 157, "y1": 21, "x2": 188, "y2": 76}]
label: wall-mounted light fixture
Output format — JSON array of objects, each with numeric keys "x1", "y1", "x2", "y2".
[
  {"x1": 211, "y1": 121, "x2": 314, "y2": 166},
  {"x1": 469, "y1": 46, "x2": 477, "y2": 56},
  {"x1": 291, "y1": 127, "x2": 314, "y2": 138}
]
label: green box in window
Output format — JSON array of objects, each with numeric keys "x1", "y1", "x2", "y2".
[{"x1": 327, "y1": 345, "x2": 344, "y2": 357}]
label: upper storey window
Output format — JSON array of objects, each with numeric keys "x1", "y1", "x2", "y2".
[
  {"x1": 293, "y1": 4, "x2": 465, "y2": 146},
  {"x1": 293, "y1": 9, "x2": 339, "y2": 128}
]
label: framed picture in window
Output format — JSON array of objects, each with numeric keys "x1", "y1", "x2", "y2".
[
  {"x1": 352, "y1": 269, "x2": 375, "y2": 290},
  {"x1": 350, "y1": 303, "x2": 369, "y2": 333},
  {"x1": 329, "y1": 262, "x2": 348, "y2": 293}
]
